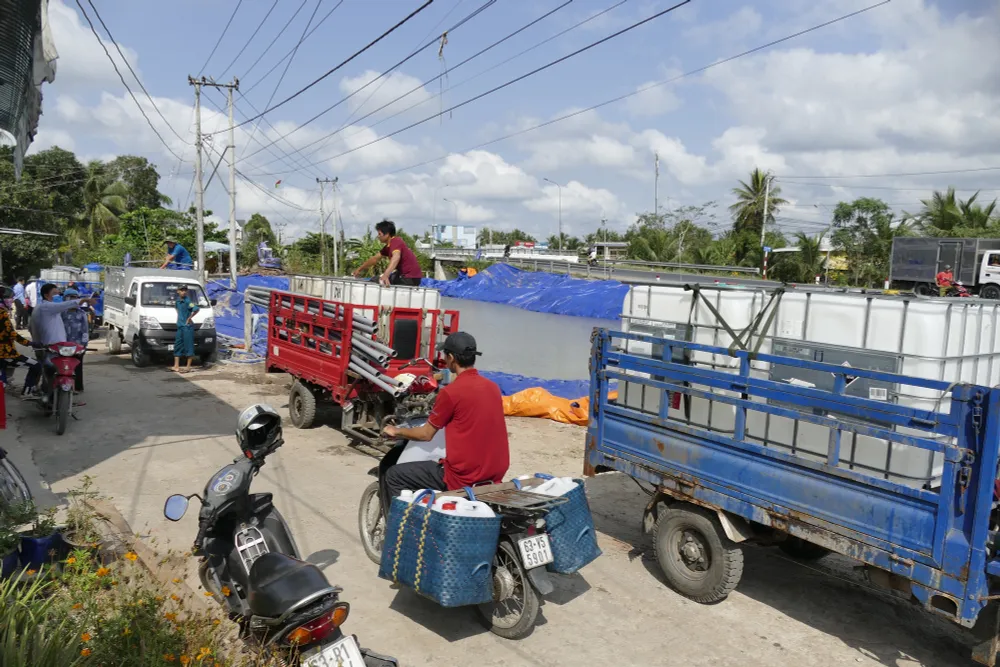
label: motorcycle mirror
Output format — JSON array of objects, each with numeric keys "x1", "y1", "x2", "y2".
[{"x1": 163, "y1": 494, "x2": 190, "y2": 521}]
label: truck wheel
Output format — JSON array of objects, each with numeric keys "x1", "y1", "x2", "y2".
[
  {"x1": 288, "y1": 382, "x2": 317, "y2": 429},
  {"x1": 778, "y1": 536, "x2": 831, "y2": 561},
  {"x1": 130, "y1": 337, "x2": 149, "y2": 368},
  {"x1": 981, "y1": 284, "x2": 1000, "y2": 300},
  {"x1": 106, "y1": 328, "x2": 122, "y2": 355},
  {"x1": 914, "y1": 283, "x2": 935, "y2": 297},
  {"x1": 654, "y1": 506, "x2": 744, "y2": 604},
  {"x1": 200, "y1": 349, "x2": 217, "y2": 365}
]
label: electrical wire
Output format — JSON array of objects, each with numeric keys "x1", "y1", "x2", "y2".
[
  {"x1": 325, "y1": 0, "x2": 692, "y2": 164},
  {"x1": 241, "y1": 0, "x2": 503, "y2": 164},
  {"x1": 212, "y1": 0, "x2": 438, "y2": 134},
  {"x1": 777, "y1": 180, "x2": 1000, "y2": 193},
  {"x1": 776, "y1": 166, "x2": 1000, "y2": 179},
  {"x1": 74, "y1": 0, "x2": 189, "y2": 163},
  {"x1": 238, "y1": 0, "x2": 309, "y2": 82},
  {"x1": 198, "y1": 0, "x2": 244, "y2": 76},
  {"x1": 217, "y1": 0, "x2": 280, "y2": 78},
  {"x1": 344, "y1": 0, "x2": 893, "y2": 186}
]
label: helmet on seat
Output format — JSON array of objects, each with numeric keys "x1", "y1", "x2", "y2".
[{"x1": 237, "y1": 404, "x2": 283, "y2": 458}]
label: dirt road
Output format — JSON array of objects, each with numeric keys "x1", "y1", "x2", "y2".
[{"x1": 7, "y1": 349, "x2": 971, "y2": 666}]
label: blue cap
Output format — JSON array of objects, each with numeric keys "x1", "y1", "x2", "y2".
[{"x1": 63, "y1": 288, "x2": 80, "y2": 298}]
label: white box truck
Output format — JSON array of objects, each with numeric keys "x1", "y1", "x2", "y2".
[{"x1": 103, "y1": 267, "x2": 217, "y2": 367}]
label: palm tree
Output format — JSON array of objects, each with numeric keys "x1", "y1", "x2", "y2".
[
  {"x1": 958, "y1": 192, "x2": 997, "y2": 230},
  {"x1": 729, "y1": 168, "x2": 787, "y2": 235},
  {"x1": 905, "y1": 188, "x2": 998, "y2": 236},
  {"x1": 81, "y1": 160, "x2": 128, "y2": 241}
]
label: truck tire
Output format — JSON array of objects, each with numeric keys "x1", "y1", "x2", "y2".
[
  {"x1": 914, "y1": 283, "x2": 935, "y2": 297},
  {"x1": 654, "y1": 505, "x2": 743, "y2": 604},
  {"x1": 288, "y1": 382, "x2": 317, "y2": 429},
  {"x1": 778, "y1": 536, "x2": 830, "y2": 561},
  {"x1": 981, "y1": 284, "x2": 1000, "y2": 300},
  {"x1": 200, "y1": 349, "x2": 217, "y2": 365},
  {"x1": 106, "y1": 328, "x2": 122, "y2": 355},
  {"x1": 130, "y1": 337, "x2": 149, "y2": 368}
]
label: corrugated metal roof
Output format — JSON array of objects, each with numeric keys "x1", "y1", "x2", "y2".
[{"x1": 0, "y1": 0, "x2": 40, "y2": 140}]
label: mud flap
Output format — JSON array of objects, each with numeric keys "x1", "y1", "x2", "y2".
[
  {"x1": 527, "y1": 566, "x2": 554, "y2": 596},
  {"x1": 972, "y1": 601, "x2": 1000, "y2": 666}
]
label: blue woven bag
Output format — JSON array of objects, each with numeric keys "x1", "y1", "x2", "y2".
[
  {"x1": 378, "y1": 489, "x2": 501, "y2": 607},
  {"x1": 534, "y1": 474, "x2": 602, "y2": 574}
]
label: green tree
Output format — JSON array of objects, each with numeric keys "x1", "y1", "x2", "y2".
[
  {"x1": 240, "y1": 213, "x2": 278, "y2": 268},
  {"x1": 831, "y1": 197, "x2": 910, "y2": 287},
  {"x1": 770, "y1": 233, "x2": 826, "y2": 283},
  {"x1": 729, "y1": 169, "x2": 787, "y2": 264},
  {"x1": 625, "y1": 204, "x2": 718, "y2": 264},
  {"x1": 583, "y1": 228, "x2": 625, "y2": 245},
  {"x1": 546, "y1": 233, "x2": 582, "y2": 251},
  {"x1": 105, "y1": 155, "x2": 170, "y2": 210},
  {"x1": 476, "y1": 227, "x2": 536, "y2": 246},
  {"x1": 905, "y1": 188, "x2": 999, "y2": 236},
  {"x1": 81, "y1": 160, "x2": 129, "y2": 241}
]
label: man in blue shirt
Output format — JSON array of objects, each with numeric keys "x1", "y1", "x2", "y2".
[
  {"x1": 12, "y1": 277, "x2": 26, "y2": 329},
  {"x1": 161, "y1": 239, "x2": 194, "y2": 270}
]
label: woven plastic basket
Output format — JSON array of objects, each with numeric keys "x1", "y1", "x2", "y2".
[{"x1": 538, "y1": 476, "x2": 602, "y2": 574}]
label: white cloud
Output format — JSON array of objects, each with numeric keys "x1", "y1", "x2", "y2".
[
  {"x1": 523, "y1": 180, "x2": 623, "y2": 232},
  {"x1": 338, "y1": 70, "x2": 433, "y2": 119},
  {"x1": 437, "y1": 150, "x2": 538, "y2": 201},
  {"x1": 684, "y1": 6, "x2": 763, "y2": 44},
  {"x1": 625, "y1": 80, "x2": 681, "y2": 117},
  {"x1": 48, "y1": 0, "x2": 141, "y2": 92}
]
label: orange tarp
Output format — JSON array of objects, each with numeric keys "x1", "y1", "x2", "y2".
[{"x1": 502, "y1": 388, "x2": 617, "y2": 426}]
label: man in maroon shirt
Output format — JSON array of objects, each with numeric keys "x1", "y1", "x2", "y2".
[
  {"x1": 383, "y1": 332, "x2": 510, "y2": 498},
  {"x1": 352, "y1": 219, "x2": 424, "y2": 286}
]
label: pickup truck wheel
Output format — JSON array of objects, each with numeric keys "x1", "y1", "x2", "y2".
[
  {"x1": 106, "y1": 328, "x2": 122, "y2": 355},
  {"x1": 288, "y1": 382, "x2": 316, "y2": 429},
  {"x1": 778, "y1": 536, "x2": 831, "y2": 561},
  {"x1": 654, "y1": 506, "x2": 743, "y2": 604},
  {"x1": 981, "y1": 284, "x2": 1000, "y2": 300},
  {"x1": 130, "y1": 337, "x2": 149, "y2": 368}
]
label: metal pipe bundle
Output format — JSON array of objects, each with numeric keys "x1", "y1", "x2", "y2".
[
  {"x1": 352, "y1": 332, "x2": 396, "y2": 358},
  {"x1": 351, "y1": 339, "x2": 389, "y2": 366},
  {"x1": 348, "y1": 361, "x2": 402, "y2": 396}
]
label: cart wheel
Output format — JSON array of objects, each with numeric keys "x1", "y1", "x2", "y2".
[
  {"x1": 288, "y1": 382, "x2": 317, "y2": 429},
  {"x1": 778, "y1": 536, "x2": 830, "y2": 561},
  {"x1": 477, "y1": 539, "x2": 540, "y2": 639},
  {"x1": 654, "y1": 505, "x2": 743, "y2": 604},
  {"x1": 358, "y1": 481, "x2": 384, "y2": 565}
]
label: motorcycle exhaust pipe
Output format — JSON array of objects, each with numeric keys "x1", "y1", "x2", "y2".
[{"x1": 349, "y1": 361, "x2": 402, "y2": 396}]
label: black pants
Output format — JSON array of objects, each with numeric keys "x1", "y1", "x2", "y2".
[
  {"x1": 390, "y1": 274, "x2": 422, "y2": 287},
  {"x1": 74, "y1": 352, "x2": 84, "y2": 391},
  {"x1": 385, "y1": 461, "x2": 447, "y2": 499},
  {"x1": 21, "y1": 305, "x2": 32, "y2": 330},
  {"x1": 13, "y1": 301, "x2": 26, "y2": 329}
]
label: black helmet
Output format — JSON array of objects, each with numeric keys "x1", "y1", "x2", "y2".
[{"x1": 236, "y1": 403, "x2": 282, "y2": 457}]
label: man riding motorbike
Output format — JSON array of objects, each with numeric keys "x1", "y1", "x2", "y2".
[
  {"x1": 29, "y1": 284, "x2": 96, "y2": 403},
  {"x1": 382, "y1": 332, "x2": 509, "y2": 498}
]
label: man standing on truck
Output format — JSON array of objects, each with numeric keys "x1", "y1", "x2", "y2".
[
  {"x1": 161, "y1": 239, "x2": 194, "y2": 270},
  {"x1": 352, "y1": 220, "x2": 423, "y2": 286},
  {"x1": 381, "y1": 332, "x2": 510, "y2": 498},
  {"x1": 936, "y1": 264, "x2": 954, "y2": 297}
]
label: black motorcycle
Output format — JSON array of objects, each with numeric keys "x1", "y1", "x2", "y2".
[
  {"x1": 358, "y1": 428, "x2": 566, "y2": 639},
  {"x1": 164, "y1": 404, "x2": 398, "y2": 667}
]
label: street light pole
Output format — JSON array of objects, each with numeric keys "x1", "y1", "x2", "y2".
[{"x1": 543, "y1": 178, "x2": 563, "y2": 250}]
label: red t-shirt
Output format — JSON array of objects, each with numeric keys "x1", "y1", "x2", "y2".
[
  {"x1": 936, "y1": 271, "x2": 953, "y2": 287},
  {"x1": 428, "y1": 369, "x2": 510, "y2": 489},
  {"x1": 379, "y1": 236, "x2": 422, "y2": 279}
]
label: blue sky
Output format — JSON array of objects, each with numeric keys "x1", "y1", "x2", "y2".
[{"x1": 26, "y1": 0, "x2": 1000, "y2": 242}]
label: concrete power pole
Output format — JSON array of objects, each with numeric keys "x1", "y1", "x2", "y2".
[
  {"x1": 226, "y1": 81, "x2": 239, "y2": 283},
  {"x1": 761, "y1": 172, "x2": 772, "y2": 274},
  {"x1": 654, "y1": 151, "x2": 659, "y2": 216},
  {"x1": 316, "y1": 177, "x2": 338, "y2": 274},
  {"x1": 188, "y1": 76, "x2": 205, "y2": 277}
]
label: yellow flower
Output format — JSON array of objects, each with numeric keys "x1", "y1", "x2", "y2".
[
  {"x1": 81, "y1": 648, "x2": 91, "y2": 657},
  {"x1": 81, "y1": 632, "x2": 92, "y2": 643},
  {"x1": 65, "y1": 556, "x2": 76, "y2": 564},
  {"x1": 124, "y1": 551, "x2": 138, "y2": 561},
  {"x1": 72, "y1": 603, "x2": 83, "y2": 610},
  {"x1": 212, "y1": 619, "x2": 221, "y2": 626},
  {"x1": 110, "y1": 580, "x2": 118, "y2": 586},
  {"x1": 155, "y1": 595, "x2": 164, "y2": 602},
  {"x1": 163, "y1": 654, "x2": 176, "y2": 663},
  {"x1": 96, "y1": 567, "x2": 110, "y2": 577},
  {"x1": 172, "y1": 577, "x2": 182, "y2": 584},
  {"x1": 204, "y1": 591, "x2": 214, "y2": 597},
  {"x1": 164, "y1": 612, "x2": 177, "y2": 622},
  {"x1": 26, "y1": 569, "x2": 36, "y2": 576},
  {"x1": 220, "y1": 586, "x2": 231, "y2": 597},
  {"x1": 171, "y1": 594, "x2": 181, "y2": 602},
  {"x1": 197, "y1": 647, "x2": 212, "y2": 660},
  {"x1": 180, "y1": 656, "x2": 191, "y2": 665}
]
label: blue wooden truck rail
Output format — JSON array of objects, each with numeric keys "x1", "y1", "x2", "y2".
[{"x1": 584, "y1": 328, "x2": 1000, "y2": 635}]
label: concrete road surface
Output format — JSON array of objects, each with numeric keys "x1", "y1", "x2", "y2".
[{"x1": 5, "y1": 349, "x2": 972, "y2": 667}]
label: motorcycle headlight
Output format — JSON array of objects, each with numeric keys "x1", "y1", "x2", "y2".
[
  {"x1": 58, "y1": 345, "x2": 77, "y2": 357},
  {"x1": 139, "y1": 316, "x2": 162, "y2": 330},
  {"x1": 202, "y1": 314, "x2": 215, "y2": 328}
]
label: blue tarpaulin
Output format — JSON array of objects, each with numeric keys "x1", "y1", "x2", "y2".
[
  {"x1": 422, "y1": 263, "x2": 628, "y2": 320},
  {"x1": 480, "y1": 372, "x2": 591, "y2": 400},
  {"x1": 207, "y1": 275, "x2": 289, "y2": 356}
]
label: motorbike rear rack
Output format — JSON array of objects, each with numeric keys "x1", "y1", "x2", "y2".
[{"x1": 466, "y1": 487, "x2": 569, "y2": 515}]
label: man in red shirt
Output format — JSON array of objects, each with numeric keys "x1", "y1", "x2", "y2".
[
  {"x1": 383, "y1": 332, "x2": 510, "y2": 498},
  {"x1": 936, "y1": 264, "x2": 954, "y2": 297},
  {"x1": 352, "y1": 219, "x2": 424, "y2": 286}
]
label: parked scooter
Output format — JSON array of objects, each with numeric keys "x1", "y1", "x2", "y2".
[
  {"x1": 358, "y1": 421, "x2": 566, "y2": 639},
  {"x1": 164, "y1": 404, "x2": 398, "y2": 667},
  {"x1": 36, "y1": 341, "x2": 85, "y2": 435}
]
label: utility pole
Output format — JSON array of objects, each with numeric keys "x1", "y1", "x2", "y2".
[
  {"x1": 189, "y1": 76, "x2": 239, "y2": 280},
  {"x1": 188, "y1": 76, "x2": 205, "y2": 277},
  {"x1": 761, "y1": 172, "x2": 772, "y2": 273},
  {"x1": 316, "y1": 177, "x2": 337, "y2": 274}
]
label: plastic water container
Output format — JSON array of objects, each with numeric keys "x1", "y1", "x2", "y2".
[
  {"x1": 527, "y1": 473, "x2": 602, "y2": 574},
  {"x1": 396, "y1": 427, "x2": 446, "y2": 465},
  {"x1": 397, "y1": 489, "x2": 495, "y2": 517},
  {"x1": 531, "y1": 476, "x2": 579, "y2": 497}
]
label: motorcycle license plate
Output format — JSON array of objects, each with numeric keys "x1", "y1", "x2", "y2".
[
  {"x1": 303, "y1": 635, "x2": 366, "y2": 667},
  {"x1": 518, "y1": 534, "x2": 554, "y2": 569}
]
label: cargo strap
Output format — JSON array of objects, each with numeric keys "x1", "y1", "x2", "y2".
[
  {"x1": 685, "y1": 285, "x2": 785, "y2": 359},
  {"x1": 391, "y1": 490, "x2": 436, "y2": 595}
]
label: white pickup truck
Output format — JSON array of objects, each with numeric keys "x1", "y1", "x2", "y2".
[{"x1": 103, "y1": 267, "x2": 217, "y2": 367}]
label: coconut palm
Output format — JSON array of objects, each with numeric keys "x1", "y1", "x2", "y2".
[
  {"x1": 905, "y1": 188, "x2": 998, "y2": 236},
  {"x1": 729, "y1": 168, "x2": 787, "y2": 235},
  {"x1": 81, "y1": 160, "x2": 128, "y2": 241}
]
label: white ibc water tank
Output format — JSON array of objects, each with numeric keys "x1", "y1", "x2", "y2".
[{"x1": 618, "y1": 285, "x2": 1000, "y2": 487}]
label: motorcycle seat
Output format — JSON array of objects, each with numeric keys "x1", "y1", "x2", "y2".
[{"x1": 247, "y1": 552, "x2": 335, "y2": 619}]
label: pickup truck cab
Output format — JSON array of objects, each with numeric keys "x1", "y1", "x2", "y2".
[{"x1": 104, "y1": 269, "x2": 216, "y2": 367}]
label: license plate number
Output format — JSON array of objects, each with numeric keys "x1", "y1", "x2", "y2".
[
  {"x1": 303, "y1": 635, "x2": 365, "y2": 667},
  {"x1": 167, "y1": 344, "x2": 174, "y2": 351},
  {"x1": 517, "y1": 534, "x2": 554, "y2": 569}
]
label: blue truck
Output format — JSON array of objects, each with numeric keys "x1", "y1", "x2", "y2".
[{"x1": 585, "y1": 328, "x2": 1000, "y2": 665}]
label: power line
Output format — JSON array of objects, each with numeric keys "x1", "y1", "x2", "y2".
[
  {"x1": 239, "y1": 0, "x2": 309, "y2": 82},
  {"x1": 242, "y1": 0, "x2": 503, "y2": 165},
  {"x1": 203, "y1": 141, "x2": 317, "y2": 213},
  {"x1": 211, "y1": 0, "x2": 438, "y2": 134},
  {"x1": 218, "y1": 0, "x2": 280, "y2": 77},
  {"x1": 74, "y1": 0, "x2": 189, "y2": 163},
  {"x1": 326, "y1": 0, "x2": 692, "y2": 165},
  {"x1": 198, "y1": 0, "x2": 245, "y2": 76},
  {"x1": 778, "y1": 180, "x2": 1000, "y2": 192},
  {"x1": 344, "y1": 0, "x2": 892, "y2": 186},
  {"x1": 776, "y1": 166, "x2": 1000, "y2": 179}
]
